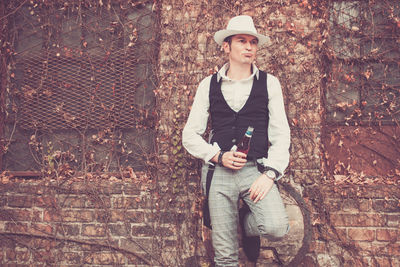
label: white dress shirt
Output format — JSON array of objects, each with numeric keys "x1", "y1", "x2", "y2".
[{"x1": 182, "y1": 63, "x2": 290, "y2": 179}]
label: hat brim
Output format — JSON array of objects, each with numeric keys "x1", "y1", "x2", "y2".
[{"x1": 214, "y1": 29, "x2": 269, "y2": 46}]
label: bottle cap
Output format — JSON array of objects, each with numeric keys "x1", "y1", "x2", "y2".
[{"x1": 246, "y1": 126, "x2": 254, "y2": 135}]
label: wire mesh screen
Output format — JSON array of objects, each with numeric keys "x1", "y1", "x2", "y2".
[
  {"x1": 19, "y1": 49, "x2": 139, "y2": 129},
  {"x1": 14, "y1": 2, "x2": 156, "y2": 130},
  {"x1": 326, "y1": 0, "x2": 400, "y2": 125},
  {"x1": 4, "y1": 1, "x2": 158, "y2": 172}
]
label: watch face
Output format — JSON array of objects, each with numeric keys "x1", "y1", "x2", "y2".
[{"x1": 266, "y1": 170, "x2": 276, "y2": 178}]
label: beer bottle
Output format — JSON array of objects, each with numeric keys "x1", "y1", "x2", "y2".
[{"x1": 236, "y1": 126, "x2": 254, "y2": 155}]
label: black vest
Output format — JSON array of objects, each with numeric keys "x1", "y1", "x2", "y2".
[{"x1": 209, "y1": 71, "x2": 269, "y2": 159}]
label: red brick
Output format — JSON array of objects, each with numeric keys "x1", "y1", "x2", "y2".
[
  {"x1": 348, "y1": 228, "x2": 375, "y2": 241},
  {"x1": 298, "y1": 255, "x2": 318, "y2": 267},
  {"x1": 342, "y1": 257, "x2": 366, "y2": 267},
  {"x1": 33, "y1": 250, "x2": 56, "y2": 265},
  {"x1": 112, "y1": 196, "x2": 139, "y2": 209},
  {"x1": 5, "y1": 222, "x2": 28, "y2": 232},
  {"x1": 43, "y1": 210, "x2": 94, "y2": 222},
  {"x1": 32, "y1": 238, "x2": 57, "y2": 249},
  {"x1": 356, "y1": 242, "x2": 389, "y2": 256},
  {"x1": 342, "y1": 198, "x2": 371, "y2": 212},
  {"x1": 387, "y1": 243, "x2": 400, "y2": 256},
  {"x1": 131, "y1": 225, "x2": 157, "y2": 237},
  {"x1": 32, "y1": 209, "x2": 43, "y2": 222},
  {"x1": 387, "y1": 215, "x2": 399, "y2": 227},
  {"x1": 86, "y1": 197, "x2": 111, "y2": 208},
  {"x1": 35, "y1": 195, "x2": 57, "y2": 208},
  {"x1": 120, "y1": 237, "x2": 153, "y2": 252},
  {"x1": 109, "y1": 210, "x2": 144, "y2": 223},
  {"x1": 63, "y1": 252, "x2": 82, "y2": 264},
  {"x1": 30, "y1": 223, "x2": 53, "y2": 235},
  {"x1": 110, "y1": 210, "x2": 124, "y2": 222},
  {"x1": 330, "y1": 213, "x2": 386, "y2": 227},
  {"x1": 0, "y1": 209, "x2": 32, "y2": 221},
  {"x1": 7, "y1": 195, "x2": 33, "y2": 208},
  {"x1": 55, "y1": 223, "x2": 80, "y2": 236},
  {"x1": 63, "y1": 210, "x2": 95, "y2": 222},
  {"x1": 16, "y1": 249, "x2": 30, "y2": 263},
  {"x1": 14, "y1": 183, "x2": 42, "y2": 194},
  {"x1": 109, "y1": 223, "x2": 129, "y2": 236},
  {"x1": 376, "y1": 229, "x2": 398, "y2": 242},
  {"x1": 375, "y1": 256, "x2": 392, "y2": 267},
  {"x1": 123, "y1": 183, "x2": 141, "y2": 195},
  {"x1": 43, "y1": 209, "x2": 61, "y2": 222},
  {"x1": 308, "y1": 241, "x2": 326, "y2": 253},
  {"x1": 373, "y1": 199, "x2": 400, "y2": 213},
  {"x1": 5, "y1": 248, "x2": 16, "y2": 261},
  {"x1": 58, "y1": 195, "x2": 86, "y2": 208},
  {"x1": 82, "y1": 224, "x2": 106, "y2": 237},
  {"x1": 84, "y1": 252, "x2": 124, "y2": 265},
  {"x1": 126, "y1": 253, "x2": 150, "y2": 265},
  {"x1": 95, "y1": 210, "x2": 112, "y2": 223}
]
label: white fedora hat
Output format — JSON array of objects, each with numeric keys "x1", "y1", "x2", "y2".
[{"x1": 214, "y1": 15, "x2": 269, "y2": 46}]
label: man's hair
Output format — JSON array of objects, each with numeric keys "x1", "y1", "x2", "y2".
[{"x1": 223, "y1": 35, "x2": 232, "y2": 45}]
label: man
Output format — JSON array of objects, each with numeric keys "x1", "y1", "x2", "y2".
[{"x1": 182, "y1": 15, "x2": 290, "y2": 266}]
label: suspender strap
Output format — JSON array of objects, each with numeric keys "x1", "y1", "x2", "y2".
[
  {"x1": 205, "y1": 165, "x2": 215, "y2": 198},
  {"x1": 203, "y1": 165, "x2": 215, "y2": 229}
]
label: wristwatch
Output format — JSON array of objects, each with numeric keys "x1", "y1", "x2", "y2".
[
  {"x1": 261, "y1": 167, "x2": 280, "y2": 181},
  {"x1": 264, "y1": 170, "x2": 277, "y2": 180}
]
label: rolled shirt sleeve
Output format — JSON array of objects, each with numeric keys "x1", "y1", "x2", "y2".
[
  {"x1": 262, "y1": 74, "x2": 291, "y2": 180},
  {"x1": 182, "y1": 76, "x2": 220, "y2": 163}
]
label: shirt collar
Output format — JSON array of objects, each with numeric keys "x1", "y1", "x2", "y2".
[{"x1": 216, "y1": 63, "x2": 259, "y2": 82}]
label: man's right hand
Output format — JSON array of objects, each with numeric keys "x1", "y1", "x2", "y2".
[{"x1": 212, "y1": 150, "x2": 247, "y2": 170}]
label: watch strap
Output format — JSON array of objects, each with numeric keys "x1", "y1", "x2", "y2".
[{"x1": 218, "y1": 151, "x2": 226, "y2": 167}]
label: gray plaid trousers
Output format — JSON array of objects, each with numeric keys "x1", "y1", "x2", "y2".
[{"x1": 201, "y1": 161, "x2": 289, "y2": 266}]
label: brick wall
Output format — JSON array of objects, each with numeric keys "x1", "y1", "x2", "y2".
[
  {"x1": 0, "y1": 180, "x2": 171, "y2": 266},
  {"x1": 303, "y1": 185, "x2": 400, "y2": 266}
]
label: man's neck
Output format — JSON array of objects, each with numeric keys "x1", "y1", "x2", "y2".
[{"x1": 226, "y1": 62, "x2": 253, "y2": 81}]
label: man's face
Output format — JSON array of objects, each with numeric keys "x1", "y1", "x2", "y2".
[{"x1": 223, "y1": 34, "x2": 258, "y2": 65}]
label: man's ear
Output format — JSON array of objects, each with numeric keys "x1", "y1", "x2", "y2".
[{"x1": 222, "y1": 42, "x2": 230, "y2": 53}]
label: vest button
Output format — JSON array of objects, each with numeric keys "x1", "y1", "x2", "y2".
[
  {"x1": 232, "y1": 126, "x2": 236, "y2": 130},
  {"x1": 232, "y1": 139, "x2": 236, "y2": 143}
]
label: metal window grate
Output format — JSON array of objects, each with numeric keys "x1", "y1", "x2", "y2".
[
  {"x1": 3, "y1": 1, "x2": 158, "y2": 172},
  {"x1": 12, "y1": 2, "x2": 157, "y2": 130},
  {"x1": 18, "y1": 48, "x2": 144, "y2": 129},
  {"x1": 326, "y1": 1, "x2": 400, "y2": 125}
]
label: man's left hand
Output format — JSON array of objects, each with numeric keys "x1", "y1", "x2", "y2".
[{"x1": 249, "y1": 174, "x2": 274, "y2": 203}]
